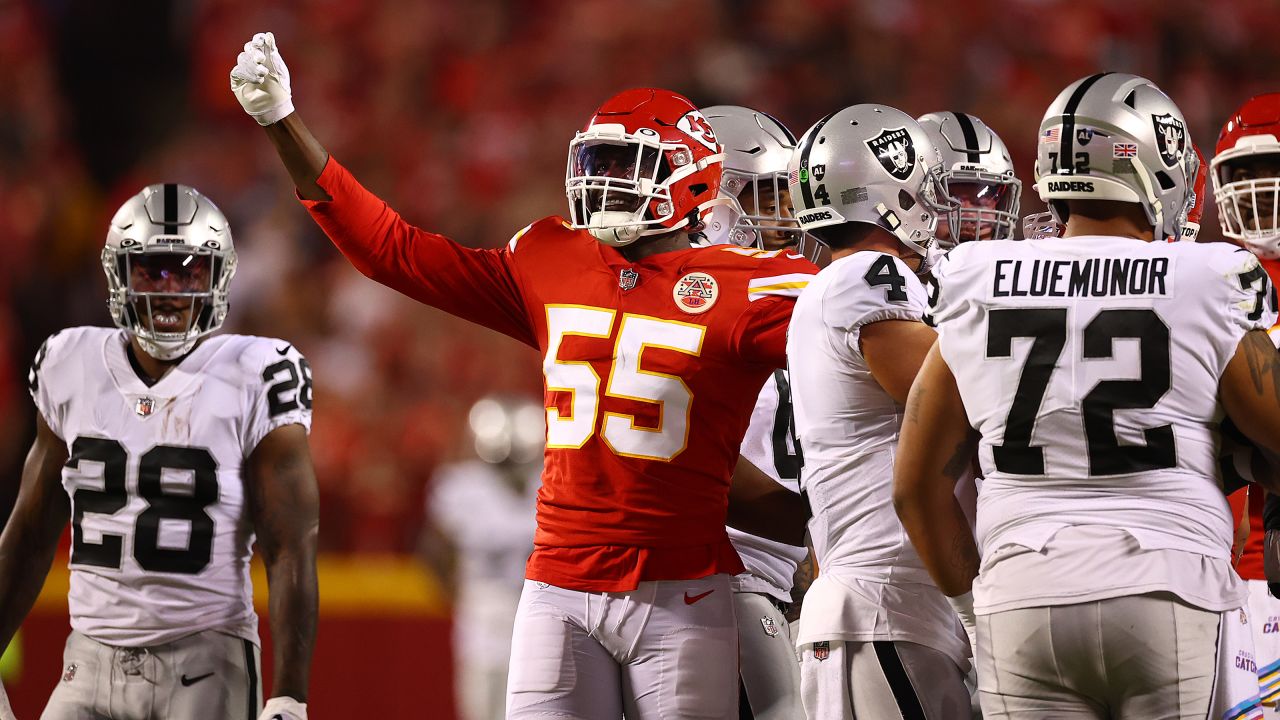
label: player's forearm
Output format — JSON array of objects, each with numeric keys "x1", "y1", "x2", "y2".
[
  {"x1": 895, "y1": 490, "x2": 980, "y2": 596},
  {"x1": 263, "y1": 547, "x2": 318, "y2": 701},
  {"x1": 727, "y1": 456, "x2": 809, "y2": 546},
  {"x1": 263, "y1": 114, "x2": 330, "y2": 201},
  {"x1": 0, "y1": 509, "x2": 65, "y2": 650}
]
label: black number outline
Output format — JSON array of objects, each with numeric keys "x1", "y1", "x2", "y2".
[
  {"x1": 67, "y1": 437, "x2": 129, "y2": 568},
  {"x1": 770, "y1": 370, "x2": 802, "y2": 481}
]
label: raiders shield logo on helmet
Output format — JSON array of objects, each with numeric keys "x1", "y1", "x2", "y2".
[
  {"x1": 1152, "y1": 114, "x2": 1186, "y2": 168},
  {"x1": 866, "y1": 128, "x2": 916, "y2": 181}
]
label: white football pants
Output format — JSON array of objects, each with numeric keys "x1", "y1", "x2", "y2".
[
  {"x1": 505, "y1": 575, "x2": 738, "y2": 719},
  {"x1": 976, "y1": 593, "x2": 1262, "y2": 720},
  {"x1": 734, "y1": 591, "x2": 802, "y2": 719}
]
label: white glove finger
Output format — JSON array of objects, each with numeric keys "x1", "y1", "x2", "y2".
[
  {"x1": 252, "y1": 31, "x2": 270, "y2": 45},
  {"x1": 250, "y1": 49, "x2": 266, "y2": 67},
  {"x1": 244, "y1": 40, "x2": 257, "y2": 54}
]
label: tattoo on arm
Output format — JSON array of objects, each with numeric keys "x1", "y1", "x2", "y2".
[
  {"x1": 942, "y1": 430, "x2": 979, "y2": 481},
  {"x1": 1243, "y1": 330, "x2": 1280, "y2": 404}
]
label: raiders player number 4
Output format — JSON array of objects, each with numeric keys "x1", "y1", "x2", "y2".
[{"x1": 0, "y1": 185, "x2": 317, "y2": 720}]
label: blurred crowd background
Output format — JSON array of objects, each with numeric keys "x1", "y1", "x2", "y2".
[{"x1": 3, "y1": 0, "x2": 1280, "y2": 552}]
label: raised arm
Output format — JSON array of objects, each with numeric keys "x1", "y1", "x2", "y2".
[
  {"x1": 230, "y1": 32, "x2": 535, "y2": 346},
  {"x1": 0, "y1": 414, "x2": 70, "y2": 651},
  {"x1": 246, "y1": 424, "x2": 319, "y2": 718}
]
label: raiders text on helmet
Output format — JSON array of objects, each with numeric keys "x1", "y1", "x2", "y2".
[
  {"x1": 787, "y1": 104, "x2": 949, "y2": 272},
  {"x1": 103, "y1": 184, "x2": 237, "y2": 360},
  {"x1": 566, "y1": 88, "x2": 727, "y2": 247},
  {"x1": 1213, "y1": 93, "x2": 1280, "y2": 258},
  {"x1": 917, "y1": 111, "x2": 1022, "y2": 245},
  {"x1": 1034, "y1": 72, "x2": 1195, "y2": 243}
]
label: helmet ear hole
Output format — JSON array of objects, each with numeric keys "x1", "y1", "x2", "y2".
[
  {"x1": 1154, "y1": 171, "x2": 1176, "y2": 191},
  {"x1": 898, "y1": 189, "x2": 916, "y2": 212}
]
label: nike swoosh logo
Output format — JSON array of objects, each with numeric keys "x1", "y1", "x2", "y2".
[
  {"x1": 180, "y1": 672, "x2": 214, "y2": 686},
  {"x1": 684, "y1": 589, "x2": 714, "y2": 605},
  {"x1": 275, "y1": 345, "x2": 291, "y2": 355}
]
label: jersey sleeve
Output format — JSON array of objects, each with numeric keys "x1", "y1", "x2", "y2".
[
  {"x1": 825, "y1": 253, "x2": 929, "y2": 357},
  {"x1": 731, "y1": 251, "x2": 818, "y2": 366},
  {"x1": 245, "y1": 340, "x2": 314, "y2": 453},
  {"x1": 300, "y1": 157, "x2": 537, "y2": 347},
  {"x1": 1212, "y1": 247, "x2": 1280, "y2": 335},
  {"x1": 27, "y1": 330, "x2": 69, "y2": 438}
]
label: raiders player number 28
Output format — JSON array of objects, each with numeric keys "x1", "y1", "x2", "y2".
[{"x1": 0, "y1": 185, "x2": 317, "y2": 720}]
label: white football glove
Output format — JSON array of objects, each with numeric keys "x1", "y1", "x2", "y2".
[
  {"x1": 230, "y1": 32, "x2": 294, "y2": 125},
  {"x1": 258, "y1": 695, "x2": 307, "y2": 720},
  {"x1": 948, "y1": 591, "x2": 979, "y2": 660}
]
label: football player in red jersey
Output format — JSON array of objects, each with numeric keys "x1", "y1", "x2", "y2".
[
  {"x1": 230, "y1": 32, "x2": 816, "y2": 718},
  {"x1": 1213, "y1": 92, "x2": 1280, "y2": 715}
]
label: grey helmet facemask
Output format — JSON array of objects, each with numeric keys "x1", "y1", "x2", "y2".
[
  {"x1": 102, "y1": 184, "x2": 237, "y2": 360},
  {"x1": 917, "y1": 111, "x2": 1022, "y2": 247},
  {"x1": 788, "y1": 104, "x2": 950, "y2": 274},
  {"x1": 699, "y1": 105, "x2": 822, "y2": 262},
  {"x1": 1033, "y1": 72, "x2": 1194, "y2": 243}
]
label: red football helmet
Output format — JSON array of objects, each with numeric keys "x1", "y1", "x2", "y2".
[
  {"x1": 1180, "y1": 143, "x2": 1207, "y2": 241},
  {"x1": 1213, "y1": 93, "x2": 1280, "y2": 257},
  {"x1": 566, "y1": 88, "x2": 726, "y2": 247}
]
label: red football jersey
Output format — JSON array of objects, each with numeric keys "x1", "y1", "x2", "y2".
[
  {"x1": 1233, "y1": 258, "x2": 1280, "y2": 581},
  {"x1": 302, "y1": 158, "x2": 817, "y2": 591}
]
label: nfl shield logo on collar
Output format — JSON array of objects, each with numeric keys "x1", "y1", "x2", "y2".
[
  {"x1": 134, "y1": 397, "x2": 156, "y2": 417},
  {"x1": 619, "y1": 268, "x2": 639, "y2": 291},
  {"x1": 760, "y1": 615, "x2": 780, "y2": 637}
]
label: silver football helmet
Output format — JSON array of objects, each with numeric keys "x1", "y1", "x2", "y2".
[
  {"x1": 917, "y1": 112, "x2": 1021, "y2": 246},
  {"x1": 1034, "y1": 72, "x2": 1195, "y2": 242},
  {"x1": 788, "y1": 104, "x2": 949, "y2": 272},
  {"x1": 102, "y1": 184, "x2": 237, "y2": 360},
  {"x1": 468, "y1": 395, "x2": 545, "y2": 465},
  {"x1": 699, "y1": 105, "x2": 819, "y2": 260}
]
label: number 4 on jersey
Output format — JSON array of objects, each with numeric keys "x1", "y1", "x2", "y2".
[{"x1": 863, "y1": 255, "x2": 909, "y2": 303}]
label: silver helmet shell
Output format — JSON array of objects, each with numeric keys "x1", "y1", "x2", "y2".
[
  {"x1": 788, "y1": 104, "x2": 948, "y2": 272},
  {"x1": 700, "y1": 105, "x2": 816, "y2": 255},
  {"x1": 917, "y1": 111, "x2": 1022, "y2": 246},
  {"x1": 102, "y1": 184, "x2": 237, "y2": 360},
  {"x1": 1034, "y1": 72, "x2": 1195, "y2": 243}
]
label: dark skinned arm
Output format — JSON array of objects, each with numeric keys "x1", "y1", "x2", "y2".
[
  {"x1": 1220, "y1": 330, "x2": 1280, "y2": 493},
  {"x1": 0, "y1": 414, "x2": 69, "y2": 652},
  {"x1": 727, "y1": 455, "x2": 809, "y2": 547},
  {"x1": 246, "y1": 423, "x2": 319, "y2": 703},
  {"x1": 263, "y1": 114, "x2": 330, "y2": 201},
  {"x1": 861, "y1": 319, "x2": 937, "y2": 405},
  {"x1": 892, "y1": 343, "x2": 982, "y2": 597}
]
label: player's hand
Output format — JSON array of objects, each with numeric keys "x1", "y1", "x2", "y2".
[
  {"x1": 258, "y1": 695, "x2": 307, "y2": 720},
  {"x1": 230, "y1": 32, "x2": 294, "y2": 126},
  {"x1": 947, "y1": 591, "x2": 979, "y2": 659}
]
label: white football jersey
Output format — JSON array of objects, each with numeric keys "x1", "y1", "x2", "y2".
[
  {"x1": 29, "y1": 327, "x2": 312, "y2": 646},
  {"x1": 429, "y1": 459, "x2": 539, "y2": 656},
  {"x1": 787, "y1": 251, "x2": 965, "y2": 664},
  {"x1": 728, "y1": 370, "x2": 808, "y2": 603},
  {"x1": 931, "y1": 237, "x2": 1278, "y2": 613}
]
